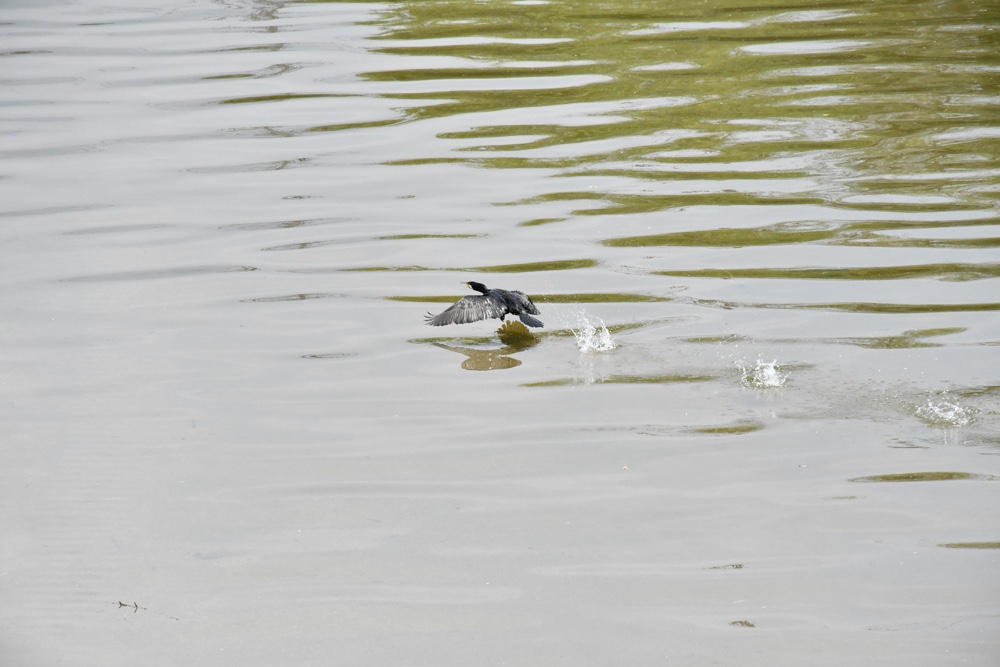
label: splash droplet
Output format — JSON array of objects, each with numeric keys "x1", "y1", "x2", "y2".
[
  {"x1": 915, "y1": 398, "x2": 973, "y2": 427},
  {"x1": 738, "y1": 358, "x2": 786, "y2": 388},
  {"x1": 571, "y1": 313, "x2": 616, "y2": 352}
]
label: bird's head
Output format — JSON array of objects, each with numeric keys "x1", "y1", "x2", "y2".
[{"x1": 464, "y1": 281, "x2": 489, "y2": 294}]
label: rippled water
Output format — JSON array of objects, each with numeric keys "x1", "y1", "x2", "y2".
[{"x1": 2, "y1": 0, "x2": 999, "y2": 664}]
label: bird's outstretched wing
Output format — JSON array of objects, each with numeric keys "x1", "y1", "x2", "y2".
[{"x1": 425, "y1": 295, "x2": 508, "y2": 326}]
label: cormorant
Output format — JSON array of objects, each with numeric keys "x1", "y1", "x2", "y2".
[{"x1": 424, "y1": 281, "x2": 543, "y2": 328}]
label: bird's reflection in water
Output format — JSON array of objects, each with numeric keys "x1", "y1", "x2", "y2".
[
  {"x1": 432, "y1": 343, "x2": 522, "y2": 371},
  {"x1": 432, "y1": 321, "x2": 539, "y2": 371}
]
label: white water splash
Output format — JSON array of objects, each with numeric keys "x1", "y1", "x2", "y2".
[
  {"x1": 915, "y1": 397, "x2": 973, "y2": 427},
  {"x1": 571, "y1": 313, "x2": 616, "y2": 352},
  {"x1": 738, "y1": 358, "x2": 786, "y2": 388}
]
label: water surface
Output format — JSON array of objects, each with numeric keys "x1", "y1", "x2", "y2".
[{"x1": 1, "y1": 0, "x2": 998, "y2": 664}]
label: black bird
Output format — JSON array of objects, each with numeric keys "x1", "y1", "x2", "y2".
[{"x1": 425, "y1": 281, "x2": 543, "y2": 328}]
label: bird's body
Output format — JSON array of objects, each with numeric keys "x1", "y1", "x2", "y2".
[{"x1": 425, "y1": 281, "x2": 543, "y2": 328}]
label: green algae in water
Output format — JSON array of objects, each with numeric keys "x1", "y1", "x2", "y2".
[
  {"x1": 346, "y1": 259, "x2": 596, "y2": 273},
  {"x1": 518, "y1": 217, "x2": 566, "y2": 227},
  {"x1": 475, "y1": 259, "x2": 598, "y2": 273},
  {"x1": 939, "y1": 542, "x2": 1000, "y2": 550},
  {"x1": 654, "y1": 263, "x2": 1000, "y2": 281},
  {"x1": 219, "y1": 93, "x2": 345, "y2": 105},
  {"x1": 694, "y1": 421, "x2": 764, "y2": 435},
  {"x1": 606, "y1": 225, "x2": 838, "y2": 248},
  {"x1": 535, "y1": 293, "x2": 668, "y2": 304},
  {"x1": 839, "y1": 327, "x2": 966, "y2": 349},
  {"x1": 849, "y1": 472, "x2": 999, "y2": 483}
]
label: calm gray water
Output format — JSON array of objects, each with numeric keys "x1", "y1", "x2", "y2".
[{"x1": 2, "y1": 0, "x2": 998, "y2": 664}]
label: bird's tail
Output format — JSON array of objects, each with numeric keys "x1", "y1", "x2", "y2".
[{"x1": 518, "y1": 313, "x2": 544, "y2": 328}]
